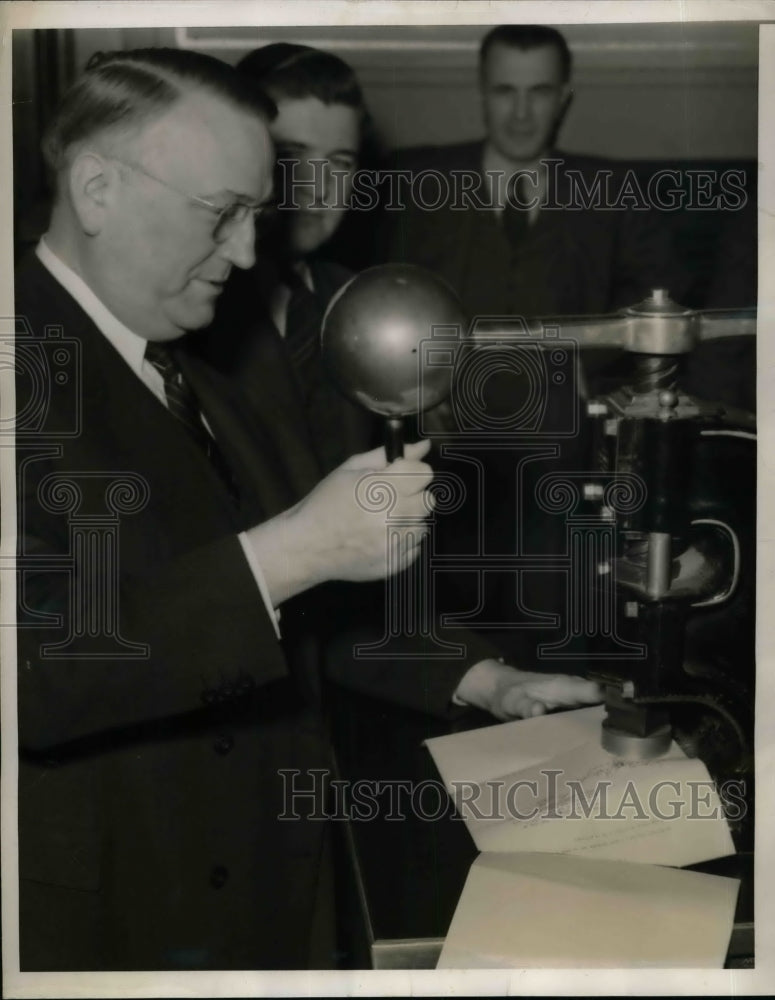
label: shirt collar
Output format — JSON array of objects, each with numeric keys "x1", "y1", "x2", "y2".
[{"x1": 36, "y1": 237, "x2": 149, "y2": 378}]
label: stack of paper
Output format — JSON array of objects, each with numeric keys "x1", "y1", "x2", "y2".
[
  {"x1": 437, "y1": 852, "x2": 740, "y2": 968},
  {"x1": 426, "y1": 705, "x2": 736, "y2": 865},
  {"x1": 426, "y1": 705, "x2": 741, "y2": 967}
]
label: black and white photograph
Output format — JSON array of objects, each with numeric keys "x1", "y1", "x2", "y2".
[{"x1": 1, "y1": 2, "x2": 772, "y2": 996}]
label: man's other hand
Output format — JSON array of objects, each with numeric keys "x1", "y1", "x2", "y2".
[{"x1": 454, "y1": 658, "x2": 603, "y2": 721}]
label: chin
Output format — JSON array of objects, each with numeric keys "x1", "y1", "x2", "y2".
[
  {"x1": 169, "y1": 302, "x2": 217, "y2": 335},
  {"x1": 496, "y1": 136, "x2": 548, "y2": 164},
  {"x1": 290, "y1": 217, "x2": 337, "y2": 256},
  {"x1": 509, "y1": 145, "x2": 544, "y2": 164}
]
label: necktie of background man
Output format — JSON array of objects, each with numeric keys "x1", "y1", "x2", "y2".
[
  {"x1": 281, "y1": 267, "x2": 356, "y2": 474},
  {"x1": 502, "y1": 172, "x2": 531, "y2": 249},
  {"x1": 282, "y1": 267, "x2": 323, "y2": 373}
]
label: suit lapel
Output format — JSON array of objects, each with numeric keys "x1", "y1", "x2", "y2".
[
  {"x1": 179, "y1": 345, "x2": 321, "y2": 520},
  {"x1": 24, "y1": 257, "x2": 317, "y2": 530}
]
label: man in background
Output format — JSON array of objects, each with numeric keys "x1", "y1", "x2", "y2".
[
  {"x1": 376, "y1": 25, "x2": 687, "y2": 659},
  {"x1": 202, "y1": 43, "x2": 375, "y2": 474},
  {"x1": 382, "y1": 23, "x2": 680, "y2": 317}
]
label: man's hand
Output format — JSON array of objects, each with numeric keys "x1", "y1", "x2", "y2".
[
  {"x1": 246, "y1": 440, "x2": 433, "y2": 605},
  {"x1": 454, "y1": 658, "x2": 602, "y2": 721}
]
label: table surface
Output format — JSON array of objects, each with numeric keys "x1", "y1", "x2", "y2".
[{"x1": 328, "y1": 684, "x2": 754, "y2": 969}]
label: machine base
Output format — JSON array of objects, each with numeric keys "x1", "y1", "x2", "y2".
[{"x1": 601, "y1": 720, "x2": 673, "y2": 760}]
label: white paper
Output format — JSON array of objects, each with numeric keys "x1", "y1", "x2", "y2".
[
  {"x1": 426, "y1": 706, "x2": 736, "y2": 865},
  {"x1": 437, "y1": 852, "x2": 740, "y2": 968}
]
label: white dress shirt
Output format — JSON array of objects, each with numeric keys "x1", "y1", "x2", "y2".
[
  {"x1": 35, "y1": 238, "x2": 282, "y2": 637},
  {"x1": 482, "y1": 143, "x2": 546, "y2": 227},
  {"x1": 474, "y1": 157, "x2": 588, "y2": 398}
]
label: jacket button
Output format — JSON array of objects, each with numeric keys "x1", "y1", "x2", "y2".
[
  {"x1": 213, "y1": 734, "x2": 234, "y2": 755},
  {"x1": 210, "y1": 865, "x2": 229, "y2": 889}
]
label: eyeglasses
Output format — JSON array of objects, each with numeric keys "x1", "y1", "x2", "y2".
[{"x1": 98, "y1": 153, "x2": 270, "y2": 243}]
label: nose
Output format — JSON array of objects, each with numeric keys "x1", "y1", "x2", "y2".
[
  {"x1": 512, "y1": 89, "x2": 532, "y2": 121},
  {"x1": 293, "y1": 158, "x2": 336, "y2": 209},
  {"x1": 217, "y1": 214, "x2": 256, "y2": 271},
  {"x1": 320, "y1": 161, "x2": 343, "y2": 206}
]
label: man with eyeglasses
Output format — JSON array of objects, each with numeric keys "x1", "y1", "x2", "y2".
[
  {"x1": 15, "y1": 45, "x2": 432, "y2": 972},
  {"x1": 101, "y1": 153, "x2": 269, "y2": 242},
  {"x1": 14, "y1": 47, "x2": 601, "y2": 972}
]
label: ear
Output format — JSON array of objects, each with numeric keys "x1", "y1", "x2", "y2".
[{"x1": 67, "y1": 151, "x2": 113, "y2": 236}]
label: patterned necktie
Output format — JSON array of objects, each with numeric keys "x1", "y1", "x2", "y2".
[
  {"x1": 502, "y1": 173, "x2": 531, "y2": 250},
  {"x1": 145, "y1": 341, "x2": 212, "y2": 452},
  {"x1": 282, "y1": 267, "x2": 322, "y2": 373},
  {"x1": 145, "y1": 340, "x2": 239, "y2": 502},
  {"x1": 279, "y1": 268, "x2": 355, "y2": 474}
]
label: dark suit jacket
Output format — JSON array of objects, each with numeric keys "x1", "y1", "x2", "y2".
[
  {"x1": 382, "y1": 141, "x2": 684, "y2": 318},
  {"x1": 199, "y1": 253, "x2": 375, "y2": 475},
  {"x1": 15, "y1": 254, "x2": 335, "y2": 971},
  {"x1": 14, "y1": 255, "x2": 494, "y2": 971},
  {"x1": 195, "y1": 253, "x2": 502, "y2": 704}
]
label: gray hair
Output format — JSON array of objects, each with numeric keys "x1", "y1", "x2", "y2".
[{"x1": 43, "y1": 47, "x2": 276, "y2": 172}]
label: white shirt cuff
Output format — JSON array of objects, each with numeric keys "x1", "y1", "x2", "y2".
[{"x1": 237, "y1": 531, "x2": 282, "y2": 639}]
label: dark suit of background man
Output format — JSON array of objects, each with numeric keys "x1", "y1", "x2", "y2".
[
  {"x1": 382, "y1": 23, "x2": 680, "y2": 317},
  {"x1": 13, "y1": 46, "x2": 601, "y2": 972},
  {"x1": 200, "y1": 42, "x2": 377, "y2": 476}
]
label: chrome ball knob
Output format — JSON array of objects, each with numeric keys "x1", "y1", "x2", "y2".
[{"x1": 321, "y1": 263, "x2": 467, "y2": 418}]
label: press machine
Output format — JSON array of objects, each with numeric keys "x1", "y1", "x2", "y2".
[
  {"x1": 519, "y1": 292, "x2": 755, "y2": 774},
  {"x1": 322, "y1": 268, "x2": 756, "y2": 802}
]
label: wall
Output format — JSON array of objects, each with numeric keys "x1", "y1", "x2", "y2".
[
  {"x1": 66, "y1": 21, "x2": 759, "y2": 160},
  {"x1": 12, "y1": 21, "x2": 759, "y2": 264}
]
